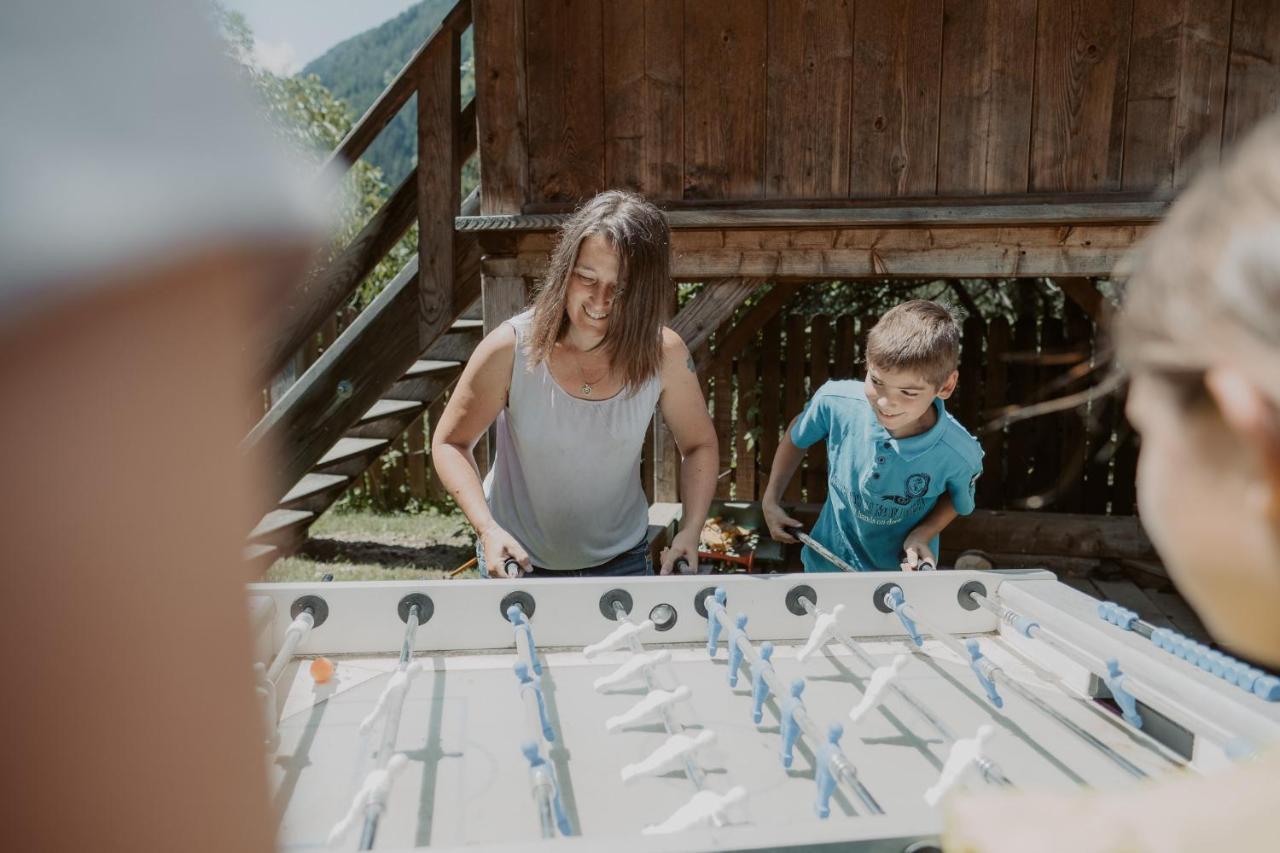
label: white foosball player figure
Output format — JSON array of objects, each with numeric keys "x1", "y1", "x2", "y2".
[
  {"x1": 621, "y1": 729, "x2": 717, "y2": 783},
  {"x1": 641, "y1": 785, "x2": 747, "y2": 835},
  {"x1": 593, "y1": 650, "x2": 672, "y2": 691},
  {"x1": 924, "y1": 725, "x2": 994, "y2": 806},
  {"x1": 847, "y1": 654, "x2": 909, "y2": 725},
  {"x1": 583, "y1": 619, "x2": 655, "y2": 659},
  {"x1": 253, "y1": 662, "x2": 279, "y2": 749},
  {"x1": 327, "y1": 753, "x2": 410, "y2": 845},
  {"x1": 359, "y1": 662, "x2": 423, "y2": 735},
  {"x1": 605, "y1": 685, "x2": 692, "y2": 732},
  {"x1": 796, "y1": 603, "x2": 848, "y2": 663}
]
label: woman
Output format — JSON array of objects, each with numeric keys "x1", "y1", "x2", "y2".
[{"x1": 432, "y1": 190, "x2": 717, "y2": 576}]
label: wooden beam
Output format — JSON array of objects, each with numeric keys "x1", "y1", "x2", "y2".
[
  {"x1": 417, "y1": 26, "x2": 462, "y2": 350},
  {"x1": 324, "y1": 0, "x2": 471, "y2": 174},
  {"x1": 703, "y1": 282, "x2": 800, "y2": 373},
  {"x1": 480, "y1": 258, "x2": 527, "y2": 470},
  {"x1": 514, "y1": 223, "x2": 1149, "y2": 279},
  {"x1": 1054, "y1": 277, "x2": 1113, "y2": 324},
  {"x1": 457, "y1": 197, "x2": 1169, "y2": 232},
  {"x1": 945, "y1": 509, "x2": 1157, "y2": 562},
  {"x1": 245, "y1": 237, "x2": 481, "y2": 504},
  {"x1": 668, "y1": 278, "x2": 762, "y2": 354}
]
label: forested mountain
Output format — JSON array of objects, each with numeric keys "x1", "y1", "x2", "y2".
[{"x1": 303, "y1": 0, "x2": 474, "y2": 186}]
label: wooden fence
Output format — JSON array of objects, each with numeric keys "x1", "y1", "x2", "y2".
[
  {"x1": 693, "y1": 295, "x2": 1137, "y2": 515},
  {"x1": 282, "y1": 288, "x2": 1137, "y2": 515}
]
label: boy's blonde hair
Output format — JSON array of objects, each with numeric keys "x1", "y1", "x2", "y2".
[
  {"x1": 865, "y1": 300, "x2": 961, "y2": 387},
  {"x1": 1116, "y1": 116, "x2": 1280, "y2": 407}
]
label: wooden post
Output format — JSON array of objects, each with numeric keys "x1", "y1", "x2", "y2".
[
  {"x1": 653, "y1": 288, "x2": 680, "y2": 502},
  {"x1": 479, "y1": 256, "x2": 527, "y2": 473},
  {"x1": 474, "y1": 0, "x2": 528, "y2": 214},
  {"x1": 417, "y1": 25, "x2": 462, "y2": 351},
  {"x1": 670, "y1": 278, "x2": 762, "y2": 354}
]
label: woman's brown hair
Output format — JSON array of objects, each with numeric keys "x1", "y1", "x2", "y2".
[{"x1": 526, "y1": 190, "x2": 671, "y2": 391}]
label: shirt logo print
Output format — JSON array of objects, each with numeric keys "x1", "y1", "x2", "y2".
[{"x1": 881, "y1": 472, "x2": 931, "y2": 506}]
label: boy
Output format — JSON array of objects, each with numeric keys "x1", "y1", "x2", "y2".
[{"x1": 762, "y1": 300, "x2": 982, "y2": 571}]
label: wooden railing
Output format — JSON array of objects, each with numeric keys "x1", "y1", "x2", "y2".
[{"x1": 247, "y1": 0, "x2": 477, "y2": 505}]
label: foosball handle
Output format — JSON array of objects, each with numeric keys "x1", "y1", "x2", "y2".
[{"x1": 503, "y1": 557, "x2": 521, "y2": 578}]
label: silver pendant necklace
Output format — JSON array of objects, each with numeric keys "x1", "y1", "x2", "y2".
[{"x1": 572, "y1": 348, "x2": 607, "y2": 396}]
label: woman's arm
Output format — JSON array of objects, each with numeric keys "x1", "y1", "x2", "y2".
[
  {"x1": 430, "y1": 324, "x2": 530, "y2": 574},
  {"x1": 657, "y1": 328, "x2": 719, "y2": 574}
]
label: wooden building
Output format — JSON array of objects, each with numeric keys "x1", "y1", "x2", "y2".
[{"x1": 245, "y1": 0, "x2": 1280, "y2": 628}]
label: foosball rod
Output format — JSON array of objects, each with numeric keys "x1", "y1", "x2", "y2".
[
  {"x1": 968, "y1": 590, "x2": 1201, "y2": 764},
  {"x1": 609, "y1": 599, "x2": 708, "y2": 792},
  {"x1": 791, "y1": 592, "x2": 1012, "y2": 787},
  {"x1": 358, "y1": 602, "x2": 424, "y2": 851},
  {"x1": 885, "y1": 587, "x2": 1149, "y2": 780},
  {"x1": 705, "y1": 597, "x2": 884, "y2": 816},
  {"x1": 265, "y1": 607, "x2": 315, "y2": 683}
]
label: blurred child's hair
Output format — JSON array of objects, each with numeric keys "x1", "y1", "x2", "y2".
[
  {"x1": 866, "y1": 300, "x2": 961, "y2": 387},
  {"x1": 1116, "y1": 116, "x2": 1280, "y2": 408}
]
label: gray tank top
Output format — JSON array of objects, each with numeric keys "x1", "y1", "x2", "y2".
[{"x1": 482, "y1": 310, "x2": 662, "y2": 570}]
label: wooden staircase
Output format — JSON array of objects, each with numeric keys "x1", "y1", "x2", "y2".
[
  {"x1": 242, "y1": 0, "x2": 478, "y2": 569},
  {"x1": 244, "y1": 315, "x2": 482, "y2": 565}
]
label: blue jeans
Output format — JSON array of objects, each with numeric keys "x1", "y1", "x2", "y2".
[{"x1": 477, "y1": 536, "x2": 652, "y2": 577}]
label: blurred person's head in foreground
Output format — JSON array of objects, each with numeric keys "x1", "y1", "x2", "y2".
[
  {"x1": 1, "y1": 2, "x2": 331, "y2": 852},
  {"x1": 1117, "y1": 115, "x2": 1280, "y2": 668}
]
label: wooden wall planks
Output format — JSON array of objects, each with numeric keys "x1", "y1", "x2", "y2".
[
  {"x1": 765, "y1": 0, "x2": 854, "y2": 199},
  {"x1": 1030, "y1": 0, "x2": 1134, "y2": 192},
  {"x1": 525, "y1": 0, "x2": 605, "y2": 204},
  {"x1": 479, "y1": 0, "x2": 1280, "y2": 210},
  {"x1": 936, "y1": 0, "x2": 1037, "y2": 195},
  {"x1": 849, "y1": 0, "x2": 944, "y2": 197},
  {"x1": 1122, "y1": 0, "x2": 1231, "y2": 191},
  {"x1": 603, "y1": 0, "x2": 684, "y2": 198},
  {"x1": 683, "y1": 0, "x2": 769, "y2": 199},
  {"x1": 1222, "y1": 0, "x2": 1280, "y2": 149}
]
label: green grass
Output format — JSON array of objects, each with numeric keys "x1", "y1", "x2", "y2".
[{"x1": 263, "y1": 508, "x2": 479, "y2": 582}]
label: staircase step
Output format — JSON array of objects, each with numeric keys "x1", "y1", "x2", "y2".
[
  {"x1": 317, "y1": 437, "x2": 388, "y2": 467},
  {"x1": 243, "y1": 543, "x2": 279, "y2": 565},
  {"x1": 280, "y1": 473, "x2": 350, "y2": 506},
  {"x1": 249, "y1": 509, "x2": 314, "y2": 542},
  {"x1": 404, "y1": 359, "x2": 463, "y2": 379},
  {"x1": 360, "y1": 398, "x2": 424, "y2": 424},
  {"x1": 451, "y1": 318, "x2": 484, "y2": 332}
]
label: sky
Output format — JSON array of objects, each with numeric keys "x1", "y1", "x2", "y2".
[{"x1": 221, "y1": 0, "x2": 422, "y2": 75}]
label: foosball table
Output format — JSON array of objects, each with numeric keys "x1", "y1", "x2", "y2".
[{"x1": 249, "y1": 570, "x2": 1280, "y2": 852}]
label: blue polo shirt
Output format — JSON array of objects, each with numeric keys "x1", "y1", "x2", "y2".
[{"x1": 791, "y1": 380, "x2": 983, "y2": 572}]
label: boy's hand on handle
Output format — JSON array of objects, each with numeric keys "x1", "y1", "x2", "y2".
[
  {"x1": 763, "y1": 500, "x2": 802, "y2": 544},
  {"x1": 660, "y1": 528, "x2": 700, "y2": 575},
  {"x1": 900, "y1": 533, "x2": 937, "y2": 572},
  {"x1": 480, "y1": 524, "x2": 531, "y2": 577}
]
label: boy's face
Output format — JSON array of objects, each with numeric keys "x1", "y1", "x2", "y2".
[{"x1": 864, "y1": 362, "x2": 957, "y2": 438}]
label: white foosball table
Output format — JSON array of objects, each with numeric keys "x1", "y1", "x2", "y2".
[{"x1": 248, "y1": 570, "x2": 1280, "y2": 852}]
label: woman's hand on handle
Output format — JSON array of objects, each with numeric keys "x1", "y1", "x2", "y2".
[
  {"x1": 480, "y1": 524, "x2": 531, "y2": 577},
  {"x1": 660, "y1": 528, "x2": 700, "y2": 575}
]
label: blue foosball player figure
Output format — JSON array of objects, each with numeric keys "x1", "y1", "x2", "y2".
[
  {"x1": 815, "y1": 722, "x2": 844, "y2": 818},
  {"x1": 780, "y1": 678, "x2": 806, "y2": 768},
  {"x1": 751, "y1": 642, "x2": 775, "y2": 723}
]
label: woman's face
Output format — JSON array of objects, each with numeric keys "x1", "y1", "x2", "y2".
[
  {"x1": 1127, "y1": 373, "x2": 1280, "y2": 665},
  {"x1": 564, "y1": 233, "x2": 621, "y2": 341}
]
